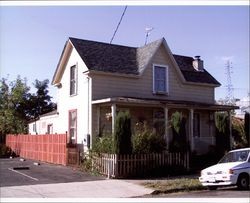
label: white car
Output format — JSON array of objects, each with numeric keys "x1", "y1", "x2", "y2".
[{"x1": 199, "y1": 148, "x2": 250, "y2": 190}]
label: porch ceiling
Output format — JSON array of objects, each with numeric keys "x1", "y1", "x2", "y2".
[{"x1": 92, "y1": 97, "x2": 238, "y2": 111}]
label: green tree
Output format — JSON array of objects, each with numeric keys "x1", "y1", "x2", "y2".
[
  {"x1": 0, "y1": 77, "x2": 56, "y2": 143},
  {"x1": 114, "y1": 111, "x2": 132, "y2": 154},
  {"x1": 28, "y1": 79, "x2": 56, "y2": 120},
  {"x1": 0, "y1": 76, "x2": 30, "y2": 142}
]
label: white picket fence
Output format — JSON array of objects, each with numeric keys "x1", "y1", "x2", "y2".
[{"x1": 92, "y1": 152, "x2": 189, "y2": 178}]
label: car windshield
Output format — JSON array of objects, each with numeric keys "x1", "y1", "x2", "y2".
[{"x1": 218, "y1": 150, "x2": 250, "y2": 163}]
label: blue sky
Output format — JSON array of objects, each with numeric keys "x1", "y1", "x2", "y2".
[{"x1": 0, "y1": 5, "x2": 249, "y2": 102}]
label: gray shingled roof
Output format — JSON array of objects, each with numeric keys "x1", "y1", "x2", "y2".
[{"x1": 69, "y1": 37, "x2": 220, "y2": 85}]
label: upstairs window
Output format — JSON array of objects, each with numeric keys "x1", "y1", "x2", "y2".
[
  {"x1": 70, "y1": 65, "x2": 77, "y2": 96},
  {"x1": 153, "y1": 65, "x2": 169, "y2": 94}
]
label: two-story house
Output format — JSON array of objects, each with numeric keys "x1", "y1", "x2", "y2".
[{"x1": 29, "y1": 37, "x2": 236, "y2": 154}]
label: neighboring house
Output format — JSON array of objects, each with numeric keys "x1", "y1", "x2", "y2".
[
  {"x1": 29, "y1": 110, "x2": 59, "y2": 135},
  {"x1": 28, "y1": 37, "x2": 237, "y2": 154}
]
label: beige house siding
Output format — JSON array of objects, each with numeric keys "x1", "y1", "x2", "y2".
[{"x1": 92, "y1": 44, "x2": 215, "y2": 103}]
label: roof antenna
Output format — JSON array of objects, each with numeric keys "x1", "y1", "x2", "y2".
[{"x1": 144, "y1": 27, "x2": 154, "y2": 45}]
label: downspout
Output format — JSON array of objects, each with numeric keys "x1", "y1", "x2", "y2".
[
  {"x1": 87, "y1": 76, "x2": 89, "y2": 134},
  {"x1": 87, "y1": 76, "x2": 92, "y2": 149}
]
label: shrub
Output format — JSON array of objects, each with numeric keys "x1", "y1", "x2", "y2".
[
  {"x1": 92, "y1": 134, "x2": 114, "y2": 154},
  {"x1": 114, "y1": 111, "x2": 132, "y2": 154},
  {"x1": 0, "y1": 144, "x2": 13, "y2": 158},
  {"x1": 132, "y1": 121, "x2": 166, "y2": 154},
  {"x1": 232, "y1": 117, "x2": 247, "y2": 149}
]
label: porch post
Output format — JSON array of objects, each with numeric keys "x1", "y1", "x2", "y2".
[
  {"x1": 111, "y1": 103, "x2": 117, "y2": 134},
  {"x1": 189, "y1": 109, "x2": 194, "y2": 151},
  {"x1": 164, "y1": 106, "x2": 169, "y2": 150},
  {"x1": 96, "y1": 106, "x2": 100, "y2": 136},
  {"x1": 228, "y1": 110, "x2": 233, "y2": 150}
]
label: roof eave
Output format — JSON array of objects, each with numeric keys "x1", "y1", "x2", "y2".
[
  {"x1": 87, "y1": 70, "x2": 139, "y2": 78},
  {"x1": 51, "y1": 39, "x2": 73, "y2": 85}
]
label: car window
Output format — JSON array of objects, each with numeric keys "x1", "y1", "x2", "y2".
[{"x1": 219, "y1": 150, "x2": 250, "y2": 163}]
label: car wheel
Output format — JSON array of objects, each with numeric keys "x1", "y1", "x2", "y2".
[
  {"x1": 208, "y1": 186, "x2": 217, "y2": 190},
  {"x1": 237, "y1": 174, "x2": 249, "y2": 190}
]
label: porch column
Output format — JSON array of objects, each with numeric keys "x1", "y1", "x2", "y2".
[
  {"x1": 164, "y1": 106, "x2": 169, "y2": 150},
  {"x1": 111, "y1": 103, "x2": 117, "y2": 134},
  {"x1": 189, "y1": 109, "x2": 194, "y2": 151},
  {"x1": 228, "y1": 110, "x2": 233, "y2": 150},
  {"x1": 96, "y1": 106, "x2": 100, "y2": 136}
]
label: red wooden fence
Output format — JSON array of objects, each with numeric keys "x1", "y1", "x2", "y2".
[{"x1": 6, "y1": 134, "x2": 67, "y2": 165}]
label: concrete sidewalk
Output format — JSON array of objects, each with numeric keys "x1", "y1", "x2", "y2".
[{"x1": 1, "y1": 179, "x2": 154, "y2": 198}]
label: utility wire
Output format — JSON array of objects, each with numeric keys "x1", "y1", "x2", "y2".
[{"x1": 110, "y1": 6, "x2": 127, "y2": 44}]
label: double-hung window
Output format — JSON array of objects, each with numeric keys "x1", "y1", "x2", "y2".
[
  {"x1": 70, "y1": 65, "x2": 77, "y2": 96},
  {"x1": 69, "y1": 110, "x2": 77, "y2": 144},
  {"x1": 153, "y1": 64, "x2": 169, "y2": 94}
]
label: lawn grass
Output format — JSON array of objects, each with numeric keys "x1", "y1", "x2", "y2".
[{"x1": 142, "y1": 178, "x2": 205, "y2": 194}]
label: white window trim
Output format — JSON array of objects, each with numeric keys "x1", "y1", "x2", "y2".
[{"x1": 152, "y1": 64, "x2": 169, "y2": 95}]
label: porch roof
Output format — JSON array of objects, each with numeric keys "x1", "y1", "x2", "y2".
[{"x1": 92, "y1": 97, "x2": 238, "y2": 111}]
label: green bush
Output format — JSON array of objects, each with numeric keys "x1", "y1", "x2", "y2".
[
  {"x1": 92, "y1": 134, "x2": 114, "y2": 154},
  {"x1": 132, "y1": 121, "x2": 166, "y2": 154},
  {"x1": 232, "y1": 117, "x2": 247, "y2": 149},
  {"x1": 114, "y1": 111, "x2": 132, "y2": 154}
]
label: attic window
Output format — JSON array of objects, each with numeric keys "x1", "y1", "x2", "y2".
[
  {"x1": 153, "y1": 64, "x2": 169, "y2": 94},
  {"x1": 70, "y1": 65, "x2": 77, "y2": 96}
]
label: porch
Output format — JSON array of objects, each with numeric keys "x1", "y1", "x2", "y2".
[{"x1": 92, "y1": 97, "x2": 237, "y2": 155}]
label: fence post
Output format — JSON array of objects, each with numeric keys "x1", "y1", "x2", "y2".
[{"x1": 107, "y1": 154, "x2": 111, "y2": 179}]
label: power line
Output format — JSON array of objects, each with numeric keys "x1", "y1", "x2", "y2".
[{"x1": 110, "y1": 6, "x2": 127, "y2": 44}]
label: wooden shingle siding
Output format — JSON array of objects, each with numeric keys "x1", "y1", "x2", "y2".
[{"x1": 92, "y1": 45, "x2": 214, "y2": 103}]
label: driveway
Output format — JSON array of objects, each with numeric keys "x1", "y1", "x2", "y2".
[{"x1": 0, "y1": 158, "x2": 104, "y2": 187}]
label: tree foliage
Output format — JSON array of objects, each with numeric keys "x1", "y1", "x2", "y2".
[
  {"x1": 0, "y1": 76, "x2": 56, "y2": 143},
  {"x1": 27, "y1": 79, "x2": 56, "y2": 120}
]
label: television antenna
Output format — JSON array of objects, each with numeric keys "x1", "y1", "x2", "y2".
[{"x1": 144, "y1": 27, "x2": 154, "y2": 45}]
